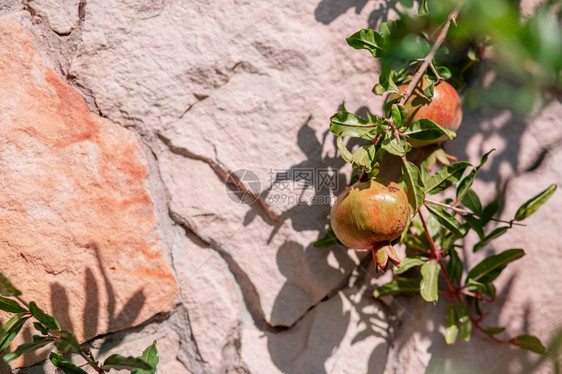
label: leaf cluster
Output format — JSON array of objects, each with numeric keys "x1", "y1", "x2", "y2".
[{"x1": 0, "y1": 277, "x2": 159, "y2": 373}]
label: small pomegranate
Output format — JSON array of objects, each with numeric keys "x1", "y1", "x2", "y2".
[
  {"x1": 391, "y1": 77, "x2": 462, "y2": 147},
  {"x1": 330, "y1": 177, "x2": 410, "y2": 271}
]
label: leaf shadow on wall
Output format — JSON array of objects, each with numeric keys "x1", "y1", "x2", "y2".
[
  {"x1": 315, "y1": 0, "x2": 398, "y2": 29},
  {"x1": 260, "y1": 115, "x2": 391, "y2": 373},
  {"x1": 14, "y1": 242, "x2": 147, "y2": 369}
]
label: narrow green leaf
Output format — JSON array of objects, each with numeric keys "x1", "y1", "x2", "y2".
[
  {"x1": 101, "y1": 355, "x2": 153, "y2": 371},
  {"x1": 54, "y1": 330, "x2": 81, "y2": 354},
  {"x1": 467, "y1": 248, "x2": 525, "y2": 283},
  {"x1": 426, "y1": 203, "x2": 465, "y2": 238},
  {"x1": 0, "y1": 314, "x2": 30, "y2": 352},
  {"x1": 3, "y1": 337, "x2": 53, "y2": 363},
  {"x1": 400, "y1": 161, "x2": 425, "y2": 213},
  {"x1": 462, "y1": 214, "x2": 485, "y2": 240},
  {"x1": 313, "y1": 229, "x2": 340, "y2": 248},
  {"x1": 373, "y1": 278, "x2": 421, "y2": 297},
  {"x1": 514, "y1": 184, "x2": 557, "y2": 221},
  {"x1": 0, "y1": 274, "x2": 21, "y2": 297},
  {"x1": 33, "y1": 322, "x2": 49, "y2": 335},
  {"x1": 418, "y1": 0, "x2": 429, "y2": 14},
  {"x1": 461, "y1": 189, "x2": 483, "y2": 215},
  {"x1": 394, "y1": 257, "x2": 428, "y2": 275},
  {"x1": 511, "y1": 335, "x2": 547, "y2": 355},
  {"x1": 0, "y1": 296, "x2": 26, "y2": 313},
  {"x1": 330, "y1": 111, "x2": 380, "y2": 139},
  {"x1": 352, "y1": 144, "x2": 377, "y2": 171},
  {"x1": 403, "y1": 119, "x2": 456, "y2": 142},
  {"x1": 420, "y1": 260, "x2": 440, "y2": 302},
  {"x1": 482, "y1": 326, "x2": 506, "y2": 335},
  {"x1": 425, "y1": 162, "x2": 471, "y2": 195},
  {"x1": 381, "y1": 137, "x2": 409, "y2": 157},
  {"x1": 132, "y1": 341, "x2": 159, "y2": 374},
  {"x1": 480, "y1": 195, "x2": 502, "y2": 226},
  {"x1": 402, "y1": 234, "x2": 429, "y2": 253},
  {"x1": 423, "y1": 76, "x2": 435, "y2": 98},
  {"x1": 436, "y1": 66, "x2": 452, "y2": 80},
  {"x1": 473, "y1": 226, "x2": 510, "y2": 252},
  {"x1": 49, "y1": 352, "x2": 88, "y2": 374},
  {"x1": 391, "y1": 104, "x2": 403, "y2": 128},
  {"x1": 446, "y1": 248, "x2": 463, "y2": 284},
  {"x1": 445, "y1": 305, "x2": 459, "y2": 344},
  {"x1": 336, "y1": 135, "x2": 353, "y2": 163},
  {"x1": 456, "y1": 149, "x2": 494, "y2": 202},
  {"x1": 28, "y1": 302, "x2": 60, "y2": 331},
  {"x1": 459, "y1": 302, "x2": 472, "y2": 342}
]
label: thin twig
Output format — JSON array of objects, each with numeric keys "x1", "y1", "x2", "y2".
[
  {"x1": 15, "y1": 296, "x2": 29, "y2": 308},
  {"x1": 425, "y1": 199, "x2": 526, "y2": 227},
  {"x1": 399, "y1": 8, "x2": 460, "y2": 105}
]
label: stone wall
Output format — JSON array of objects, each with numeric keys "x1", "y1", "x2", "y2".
[{"x1": 0, "y1": 1, "x2": 560, "y2": 373}]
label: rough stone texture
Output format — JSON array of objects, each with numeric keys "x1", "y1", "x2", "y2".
[
  {"x1": 0, "y1": 0, "x2": 561, "y2": 373},
  {"x1": 0, "y1": 12, "x2": 176, "y2": 369}
]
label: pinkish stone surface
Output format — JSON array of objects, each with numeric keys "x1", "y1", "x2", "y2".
[{"x1": 0, "y1": 13, "x2": 176, "y2": 369}]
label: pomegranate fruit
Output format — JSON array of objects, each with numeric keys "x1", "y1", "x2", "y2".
[
  {"x1": 391, "y1": 77, "x2": 462, "y2": 147},
  {"x1": 330, "y1": 177, "x2": 410, "y2": 271}
]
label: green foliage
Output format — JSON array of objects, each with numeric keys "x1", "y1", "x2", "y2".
[
  {"x1": 0, "y1": 275, "x2": 159, "y2": 372},
  {"x1": 315, "y1": 0, "x2": 559, "y2": 356}
]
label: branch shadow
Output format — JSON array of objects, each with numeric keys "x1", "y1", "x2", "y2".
[{"x1": 7, "y1": 241, "x2": 148, "y2": 370}]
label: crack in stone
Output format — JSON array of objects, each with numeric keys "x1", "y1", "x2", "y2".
[
  {"x1": 168, "y1": 209, "x2": 285, "y2": 334},
  {"x1": 157, "y1": 132, "x2": 283, "y2": 223}
]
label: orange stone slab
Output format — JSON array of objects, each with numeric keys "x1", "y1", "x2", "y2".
[{"x1": 0, "y1": 13, "x2": 177, "y2": 368}]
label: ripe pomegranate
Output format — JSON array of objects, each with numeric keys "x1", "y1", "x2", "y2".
[
  {"x1": 392, "y1": 77, "x2": 462, "y2": 147},
  {"x1": 330, "y1": 177, "x2": 410, "y2": 271}
]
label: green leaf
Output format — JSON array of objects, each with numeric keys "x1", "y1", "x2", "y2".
[
  {"x1": 352, "y1": 144, "x2": 377, "y2": 171},
  {"x1": 461, "y1": 189, "x2": 483, "y2": 215},
  {"x1": 436, "y1": 66, "x2": 452, "y2": 80},
  {"x1": 423, "y1": 76, "x2": 435, "y2": 98},
  {"x1": 330, "y1": 111, "x2": 381, "y2": 139},
  {"x1": 381, "y1": 137, "x2": 409, "y2": 157},
  {"x1": 480, "y1": 194, "x2": 502, "y2": 226},
  {"x1": 514, "y1": 184, "x2": 557, "y2": 221},
  {"x1": 0, "y1": 296, "x2": 26, "y2": 313},
  {"x1": 132, "y1": 341, "x2": 159, "y2": 374},
  {"x1": 33, "y1": 322, "x2": 49, "y2": 335},
  {"x1": 426, "y1": 203, "x2": 465, "y2": 238},
  {"x1": 400, "y1": 161, "x2": 425, "y2": 213},
  {"x1": 445, "y1": 305, "x2": 459, "y2": 344},
  {"x1": 49, "y1": 352, "x2": 88, "y2": 374},
  {"x1": 54, "y1": 330, "x2": 81, "y2": 354},
  {"x1": 313, "y1": 229, "x2": 340, "y2": 248},
  {"x1": 446, "y1": 248, "x2": 464, "y2": 284},
  {"x1": 456, "y1": 149, "x2": 494, "y2": 202},
  {"x1": 0, "y1": 274, "x2": 21, "y2": 297},
  {"x1": 459, "y1": 303, "x2": 472, "y2": 342},
  {"x1": 425, "y1": 162, "x2": 471, "y2": 195},
  {"x1": 467, "y1": 248, "x2": 525, "y2": 283},
  {"x1": 462, "y1": 214, "x2": 485, "y2": 240},
  {"x1": 3, "y1": 337, "x2": 53, "y2": 363},
  {"x1": 101, "y1": 355, "x2": 153, "y2": 371},
  {"x1": 0, "y1": 313, "x2": 30, "y2": 352},
  {"x1": 373, "y1": 278, "x2": 421, "y2": 297},
  {"x1": 420, "y1": 260, "x2": 440, "y2": 302},
  {"x1": 402, "y1": 234, "x2": 429, "y2": 253},
  {"x1": 394, "y1": 257, "x2": 428, "y2": 275},
  {"x1": 403, "y1": 119, "x2": 456, "y2": 142},
  {"x1": 511, "y1": 335, "x2": 547, "y2": 355},
  {"x1": 418, "y1": 0, "x2": 429, "y2": 14},
  {"x1": 346, "y1": 29, "x2": 387, "y2": 58},
  {"x1": 482, "y1": 326, "x2": 506, "y2": 335},
  {"x1": 336, "y1": 134, "x2": 353, "y2": 163},
  {"x1": 391, "y1": 104, "x2": 406, "y2": 128},
  {"x1": 28, "y1": 302, "x2": 60, "y2": 332},
  {"x1": 473, "y1": 226, "x2": 510, "y2": 252}
]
